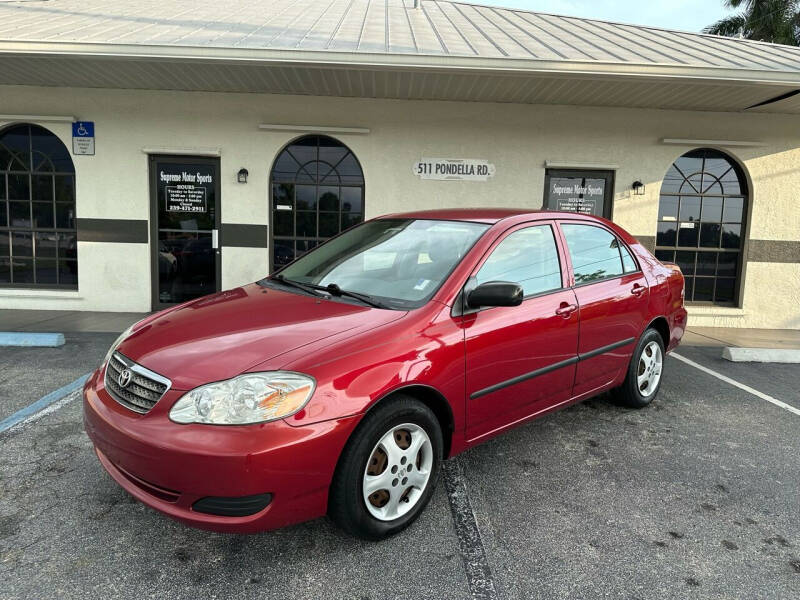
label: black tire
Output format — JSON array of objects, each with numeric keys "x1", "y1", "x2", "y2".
[
  {"x1": 612, "y1": 328, "x2": 666, "y2": 409},
  {"x1": 328, "y1": 396, "x2": 443, "y2": 540}
]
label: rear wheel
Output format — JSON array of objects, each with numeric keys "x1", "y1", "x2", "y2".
[
  {"x1": 613, "y1": 328, "x2": 665, "y2": 408},
  {"x1": 329, "y1": 396, "x2": 443, "y2": 540}
]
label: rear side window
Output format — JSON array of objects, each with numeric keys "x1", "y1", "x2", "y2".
[
  {"x1": 620, "y1": 243, "x2": 638, "y2": 273},
  {"x1": 561, "y1": 224, "x2": 627, "y2": 284},
  {"x1": 475, "y1": 225, "x2": 562, "y2": 297}
]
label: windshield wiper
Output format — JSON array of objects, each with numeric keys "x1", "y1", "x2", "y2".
[
  {"x1": 268, "y1": 275, "x2": 325, "y2": 298},
  {"x1": 323, "y1": 283, "x2": 389, "y2": 309},
  {"x1": 269, "y1": 276, "x2": 388, "y2": 309}
]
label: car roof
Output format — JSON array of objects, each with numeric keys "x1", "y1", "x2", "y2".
[
  {"x1": 376, "y1": 208, "x2": 641, "y2": 247},
  {"x1": 378, "y1": 208, "x2": 600, "y2": 224}
]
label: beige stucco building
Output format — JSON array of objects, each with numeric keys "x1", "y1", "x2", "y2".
[{"x1": 1, "y1": 0, "x2": 799, "y2": 329}]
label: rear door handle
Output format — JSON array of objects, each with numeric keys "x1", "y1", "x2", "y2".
[
  {"x1": 555, "y1": 303, "x2": 578, "y2": 318},
  {"x1": 631, "y1": 284, "x2": 646, "y2": 296}
]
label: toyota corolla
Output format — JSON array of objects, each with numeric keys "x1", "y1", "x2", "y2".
[{"x1": 83, "y1": 209, "x2": 687, "y2": 540}]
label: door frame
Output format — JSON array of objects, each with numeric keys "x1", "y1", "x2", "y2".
[
  {"x1": 148, "y1": 154, "x2": 221, "y2": 310},
  {"x1": 543, "y1": 168, "x2": 616, "y2": 220}
]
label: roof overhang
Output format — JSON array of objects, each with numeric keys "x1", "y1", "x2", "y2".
[{"x1": 2, "y1": 40, "x2": 800, "y2": 114}]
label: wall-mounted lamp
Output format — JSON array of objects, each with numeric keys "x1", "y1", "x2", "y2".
[
  {"x1": 237, "y1": 168, "x2": 249, "y2": 184},
  {"x1": 632, "y1": 180, "x2": 645, "y2": 196}
]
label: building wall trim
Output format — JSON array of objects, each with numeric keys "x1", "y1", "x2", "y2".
[
  {"x1": 544, "y1": 161, "x2": 619, "y2": 170},
  {"x1": 635, "y1": 235, "x2": 656, "y2": 252},
  {"x1": 141, "y1": 146, "x2": 221, "y2": 157},
  {"x1": 76, "y1": 218, "x2": 149, "y2": 244},
  {"x1": 747, "y1": 240, "x2": 800, "y2": 263},
  {"x1": 258, "y1": 124, "x2": 370, "y2": 135},
  {"x1": 221, "y1": 224, "x2": 269, "y2": 248},
  {"x1": 661, "y1": 138, "x2": 767, "y2": 148},
  {"x1": 0, "y1": 114, "x2": 75, "y2": 123}
]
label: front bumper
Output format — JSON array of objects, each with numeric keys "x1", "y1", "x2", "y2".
[{"x1": 83, "y1": 368, "x2": 360, "y2": 533}]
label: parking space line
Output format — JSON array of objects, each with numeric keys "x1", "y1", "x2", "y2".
[
  {"x1": 442, "y1": 459, "x2": 500, "y2": 600},
  {"x1": 671, "y1": 353, "x2": 800, "y2": 417},
  {"x1": 0, "y1": 373, "x2": 90, "y2": 434}
]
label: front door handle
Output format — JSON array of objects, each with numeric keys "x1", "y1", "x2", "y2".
[
  {"x1": 631, "y1": 284, "x2": 646, "y2": 296},
  {"x1": 555, "y1": 303, "x2": 578, "y2": 318}
]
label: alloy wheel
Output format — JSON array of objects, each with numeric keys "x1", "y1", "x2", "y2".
[
  {"x1": 637, "y1": 341, "x2": 663, "y2": 398},
  {"x1": 362, "y1": 423, "x2": 433, "y2": 521}
]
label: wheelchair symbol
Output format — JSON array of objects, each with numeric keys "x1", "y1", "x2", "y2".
[{"x1": 76, "y1": 124, "x2": 89, "y2": 136}]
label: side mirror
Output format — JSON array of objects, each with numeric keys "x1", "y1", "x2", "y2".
[{"x1": 467, "y1": 281, "x2": 523, "y2": 308}]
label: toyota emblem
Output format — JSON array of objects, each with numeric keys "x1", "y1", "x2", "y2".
[{"x1": 118, "y1": 369, "x2": 133, "y2": 389}]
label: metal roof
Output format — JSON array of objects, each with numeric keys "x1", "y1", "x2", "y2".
[
  {"x1": 1, "y1": 0, "x2": 800, "y2": 113},
  {"x1": 1, "y1": 0, "x2": 800, "y2": 72}
]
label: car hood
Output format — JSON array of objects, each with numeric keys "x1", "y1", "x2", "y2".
[{"x1": 115, "y1": 283, "x2": 406, "y2": 390}]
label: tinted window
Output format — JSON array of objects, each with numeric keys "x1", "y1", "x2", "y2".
[
  {"x1": 270, "y1": 135, "x2": 365, "y2": 269},
  {"x1": 1, "y1": 124, "x2": 77, "y2": 288},
  {"x1": 475, "y1": 225, "x2": 561, "y2": 297},
  {"x1": 562, "y1": 224, "x2": 624, "y2": 284},
  {"x1": 656, "y1": 149, "x2": 747, "y2": 305}
]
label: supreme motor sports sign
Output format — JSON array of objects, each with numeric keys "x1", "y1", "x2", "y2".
[{"x1": 413, "y1": 158, "x2": 496, "y2": 182}]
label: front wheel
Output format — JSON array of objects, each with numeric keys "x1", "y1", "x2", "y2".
[
  {"x1": 613, "y1": 328, "x2": 665, "y2": 408},
  {"x1": 328, "y1": 397, "x2": 443, "y2": 540}
]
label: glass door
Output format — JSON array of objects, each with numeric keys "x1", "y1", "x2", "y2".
[{"x1": 149, "y1": 155, "x2": 220, "y2": 309}]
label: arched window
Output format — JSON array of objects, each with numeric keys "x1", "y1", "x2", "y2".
[
  {"x1": 655, "y1": 149, "x2": 747, "y2": 305},
  {"x1": 0, "y1": 124, "x2": 77, "y2": 288},
  {"x1": 270, "y1": 135, "x2": 364, "y2": 269}
]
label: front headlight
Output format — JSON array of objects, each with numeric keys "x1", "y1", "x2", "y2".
[
  {"x1": 102, "y1": 324, "x2": 135, "y2": 367},
  {"x1": 169, "y1": 372, "x2": 316, "y2": 425}
]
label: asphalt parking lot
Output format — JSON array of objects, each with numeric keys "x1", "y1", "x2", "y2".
[
  {"x1": 0, "y1": 333, "x2": 117, "y2": 417},
  {"x1": 1, "y1": 340, "x2": 799, "y2": 600}
]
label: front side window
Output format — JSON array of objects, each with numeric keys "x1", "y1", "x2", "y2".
[
  {"x1": 475, "y1": 225, "x2": 562, "y2": 297},
  {"x1": 273, "y1": 218, "x2": 489, "y2": 308},
  {"x1": 0, "y1": 124, "x2": 77, "y2": 288},
  {"x1": 561, "y1": 223, "x2": 626, "y2": 284}
]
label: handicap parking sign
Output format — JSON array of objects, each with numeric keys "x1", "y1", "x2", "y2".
[{"x1": 72, "y1": 121, "x2": 95, "y2": 155}]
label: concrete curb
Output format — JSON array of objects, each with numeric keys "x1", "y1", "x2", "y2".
[
  {"x1": 0, "y1": 332, "x2": 66, "y2": 347},
  {"x1": 722, "y1": 347, "x2": 800, "y2": 363}
]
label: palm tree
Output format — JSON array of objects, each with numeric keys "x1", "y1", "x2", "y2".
[{"x1": 704, "y1": 0, "x2": 800, "y2": 46}]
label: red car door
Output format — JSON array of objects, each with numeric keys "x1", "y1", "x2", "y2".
[
  {"x1": 460, "y1": 221, "x2": 580, "y2": 442},
  {"x1": 558, "y1": 221, "x2": 651, "y2": 398}
]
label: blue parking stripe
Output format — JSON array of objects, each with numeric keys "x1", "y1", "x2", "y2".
[
  {"x1": 0, "y1": 332, "x2": 66, "y2": 347},
  {"x1": 0, "y1": 373, "x2": 90, "y2": 434}
]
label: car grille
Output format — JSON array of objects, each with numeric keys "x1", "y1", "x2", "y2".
[{"x1": 104, "y1": 352, "x2": 171, "y2": 414}]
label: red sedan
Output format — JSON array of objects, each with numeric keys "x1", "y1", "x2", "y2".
[{"x1": 83, "y1": 209, "x2": 687, "y2": 540}]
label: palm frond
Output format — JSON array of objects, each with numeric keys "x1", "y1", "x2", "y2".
[
  {"x1": 704, "y1": 1, "x2": 800, "y2": 45},
  {"x1": 704, "y1": 14, "x2": 748, "y2": 36}
]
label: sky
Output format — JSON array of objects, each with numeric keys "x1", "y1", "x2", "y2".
[{"x1": 464, "y1": 0, "x2": 737, "y2": 33}]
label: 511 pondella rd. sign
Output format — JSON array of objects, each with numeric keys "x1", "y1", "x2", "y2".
[{"x1": 413, "y1": 158, "x2": 496, "y2": 181}]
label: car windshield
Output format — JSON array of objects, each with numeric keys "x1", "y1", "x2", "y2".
[{"x1": 270, "y1": 218, "x2": 489, "y2": 309}]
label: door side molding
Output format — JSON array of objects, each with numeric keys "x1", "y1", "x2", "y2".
[
  {"x1": 470, "y1": 356, "x2": 578, "y2": 400},
  {"x1": 578, "y1": 337, "x2": 635, "y2": 361},
  {"x1": 469, "y1": 337, "x2": 635, "y2": 400}
]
